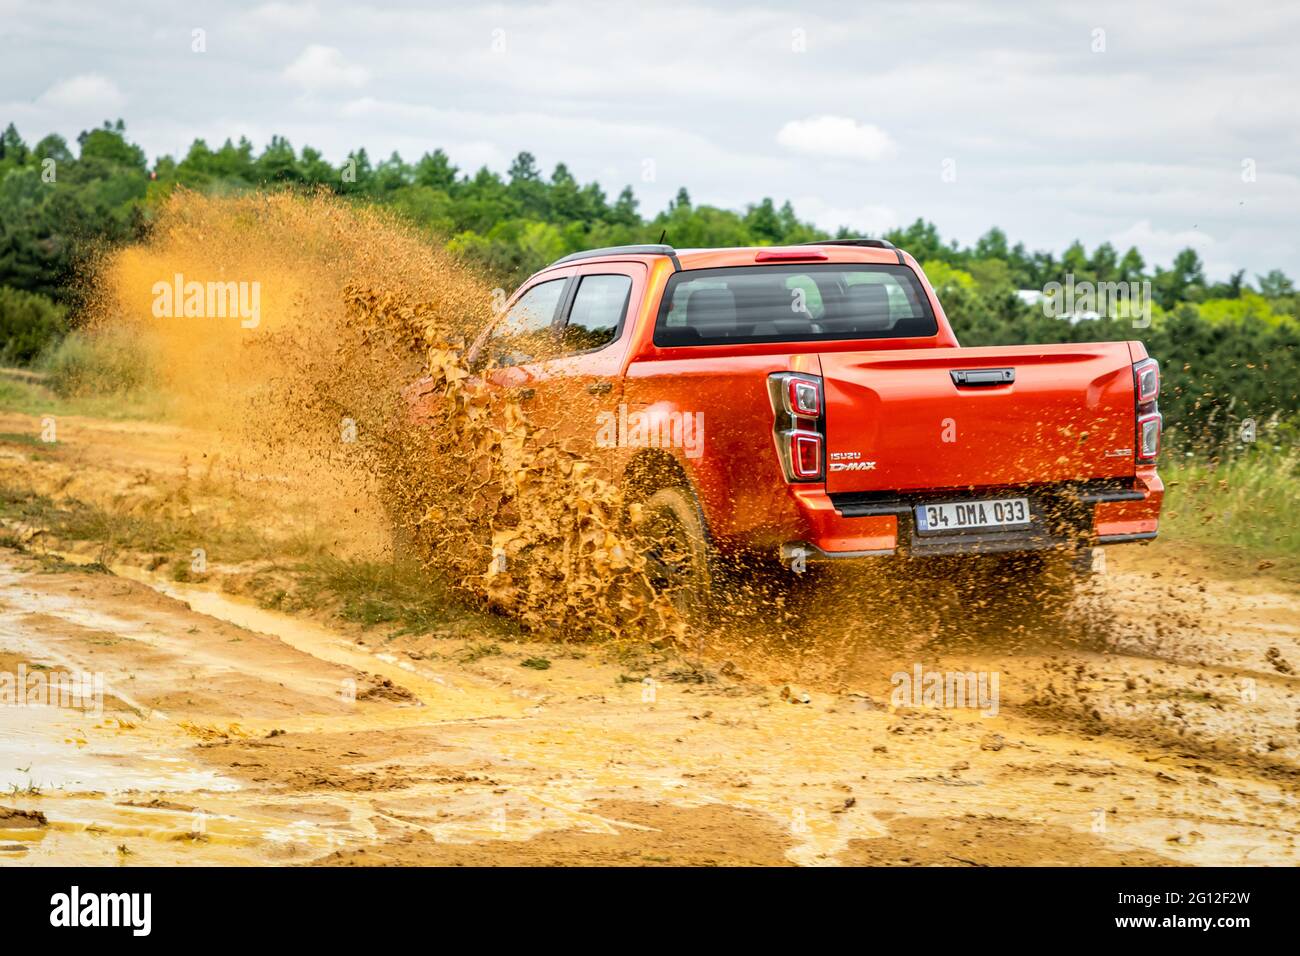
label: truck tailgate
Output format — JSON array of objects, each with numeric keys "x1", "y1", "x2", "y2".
[{"x1": 820, "y1": 343, "x2": 1136, "y2": 493}]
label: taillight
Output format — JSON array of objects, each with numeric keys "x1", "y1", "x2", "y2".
[
  {"x1": 1135, "y1": 359, "x2": 1159, "y2": 404},
  {"x1": 788, "y1": 377, "x2": 821, "y2": 417},
  {"x1": 1133, "y1": 358, "x2": 1161, "y2": 463},
  {"x1": 768, "y1": 372, "x2": 825, "y2": 482},
  {"x1": 1138, "y1": 412, "x2": 1162, "y2": 461},
  {"x1": 790, "y1": 430, "x2": 822, "y2": 479}
]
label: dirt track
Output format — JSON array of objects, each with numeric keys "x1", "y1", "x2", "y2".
[{"x1": 1, "y1": 411, "x2": 1298, "y2": 866}]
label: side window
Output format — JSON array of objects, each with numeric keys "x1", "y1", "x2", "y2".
[
  {"x1": 485, "y1": 278, "x2": 566, "y2": 366},
  {"x1": 560, "y1": 274, "x2": 632, "y2": 353}
]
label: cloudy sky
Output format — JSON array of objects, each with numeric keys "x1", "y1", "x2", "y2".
[{"x1": 3, "y1": 0, "x2": 1297, "y2": 279}]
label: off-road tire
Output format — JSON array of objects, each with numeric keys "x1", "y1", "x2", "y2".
[{"x1": 636, "y1": 486, "x2": 715, "y2": 625}]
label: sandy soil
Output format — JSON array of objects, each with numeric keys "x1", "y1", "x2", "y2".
[{"x1": 0, "y1": 411, "x2": 1297, "y2": 866}]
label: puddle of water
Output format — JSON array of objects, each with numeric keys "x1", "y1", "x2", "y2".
[{"x1": 0, "y1": 712, "x2": 239, "y2": 795}]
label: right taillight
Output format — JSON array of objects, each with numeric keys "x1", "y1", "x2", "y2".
[{"x1": 1133, "y1": 358, "x2": 1161, "y2": 463}]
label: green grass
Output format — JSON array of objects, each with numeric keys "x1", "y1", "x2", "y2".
[
  {"x1": 297, "y1": 558, "x2": 457, "y2": 633},
  {"x1": 1, "y1": 322, "x2": 168, "y2": 420},
  {"x1": 0, "y1": 485, "x2": 266, "y2": 567},
  {"x1": 458, "y1": 642, "x2": 502, "y2": 663},
  {"x1": 33, "y1": 553, "x2": 113, "y2": 574},
  {"x1": 0, "y1": 428, "x2": 62, "y2": 462},
  {"x1": 0, "y1": 374, "x2": 170, "y2": 421},
  {"x1": 1161, "y1": 447, "x2": 1300, "y2": 561},
  {"x1": 262, "y1": 557, "x2": 523, "y2": 642}
]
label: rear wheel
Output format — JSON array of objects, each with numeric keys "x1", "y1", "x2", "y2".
[{"x1": 636, "y1": 487, "x2": 714, "y2": 625}]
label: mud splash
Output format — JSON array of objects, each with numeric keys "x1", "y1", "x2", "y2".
[{"x1": 80, "y1": 189, "x2": 673, "y2": 640}]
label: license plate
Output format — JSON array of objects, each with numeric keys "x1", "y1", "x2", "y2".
[{"x1": 915, "y1": 497, "x2": 1030, "y2": 533}]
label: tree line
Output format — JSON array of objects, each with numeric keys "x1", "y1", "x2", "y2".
[{"x1": 1, "y1": 119, "x2": 1296, "y2": 446}]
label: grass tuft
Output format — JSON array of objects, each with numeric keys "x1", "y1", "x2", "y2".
[{"x1": 1162, "y1": 447, "x2": 1300, "y2": 561}]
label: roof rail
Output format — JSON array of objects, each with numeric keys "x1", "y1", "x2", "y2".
[
  {"x1": 798, "y1": 237, "x2": 896, "y2": 250},
  {"x1": 550, "y1": 243, "x2": 679, "y2": 267}
]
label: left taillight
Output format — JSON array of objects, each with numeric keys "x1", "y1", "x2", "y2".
[
  {"x1": 1133, "y1": 358, "x2": 1161, "y2": 463},
  {"x1": 788, "y1": 377, "x2": 821, "y2": 417},
  {"x1": 790, "y1": 430, "x2": 823, "y2": 479},
  {"x1": 768, "y1": 372, "x2": 824, "y2": 482}
]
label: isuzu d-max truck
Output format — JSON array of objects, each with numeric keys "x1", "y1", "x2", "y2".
[{"x1": 454, "y1": 239, "x2": 1163, "y2": 603}]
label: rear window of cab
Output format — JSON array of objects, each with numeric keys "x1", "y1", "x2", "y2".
[{"x1": 653, "y1": 263, "x2": 937, "y2": 347}]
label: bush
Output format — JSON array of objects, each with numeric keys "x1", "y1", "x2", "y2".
[
  {"x1": 0, "y1": 285, "x2": 68, "y2": 366},
  {"x1": 40, "y1": 327, "x2": 154, "y2": 397}
]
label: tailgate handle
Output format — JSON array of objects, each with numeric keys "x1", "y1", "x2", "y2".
[{"x1": 951, "y1": 368, "x2": 1015, "y2": 387}]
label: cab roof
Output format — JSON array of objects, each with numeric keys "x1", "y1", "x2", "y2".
[{"x1": 548, "y1": 238, "x2": 908, "y2": 272}]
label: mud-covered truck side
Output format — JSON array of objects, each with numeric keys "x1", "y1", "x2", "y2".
[{"x1": 459, "y1": 238, "x2": 1163, "y2": 594}]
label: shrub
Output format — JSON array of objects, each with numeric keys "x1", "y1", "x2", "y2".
[
  {"x1": 0, "y1": 285, "x2": 68, "y2": 366},
  {"x1": 40, "y1": 326, "x2": 155, "y2": 397}
]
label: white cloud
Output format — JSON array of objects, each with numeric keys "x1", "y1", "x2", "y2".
[
  {"x1": 246, "y1": 2, "x2": 319, "y2": 30},
  {"x1": 777, "y1": 116, "x2": 897, "y2": 162},
  {"x1": 1109, "y1": 219, "x2": 1214, "y2": 264},
  {"x1": 283, "y1": 45, "x2": 369, "y2": 93},
  {"x1": 793, "y1": 196, "x2": 898, "y2": 237},
  {"x1": 36, "y1": 74, "x2": 125, "y2": 113}
]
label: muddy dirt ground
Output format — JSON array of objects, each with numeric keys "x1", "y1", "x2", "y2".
[{"x1": 0, "y1": 411, "x2": 1297, "y2": 866}]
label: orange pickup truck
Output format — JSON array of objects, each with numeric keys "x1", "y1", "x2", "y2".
[{"x1": 462, "y1": 239, "x2": 1163, "y2": 600}]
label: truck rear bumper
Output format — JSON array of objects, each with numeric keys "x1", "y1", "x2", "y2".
[{"x1": 779, "y1": 471, "x2": 1163, "y2": 563}]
